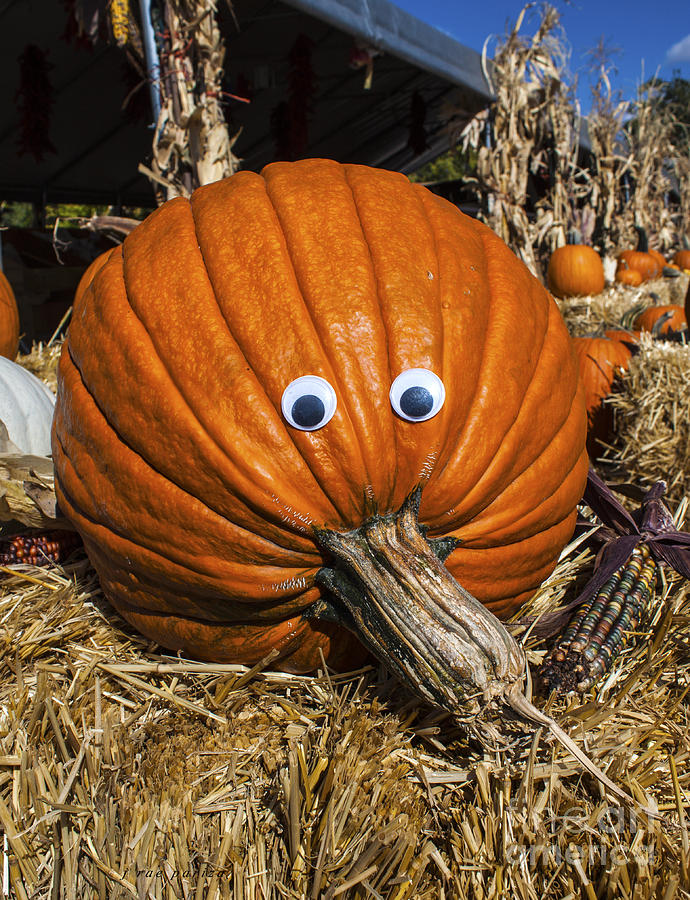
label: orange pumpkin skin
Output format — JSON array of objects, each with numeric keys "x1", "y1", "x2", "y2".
[
  {"x1": 615, "y1": 266, "x2": 643, "y2": 287},
  {"x1": 74, "y1": 248, "x2": 116, "y2": 308},
  {"x1": 673, "y1": 250, "x2": 690, "y2": 270},
  {"x1": 572, "y1": 336, "x2": 632, "y2": 422},
  {"x1": 546, "y1": 245, "x2": 605, "y2": 298},
  {"x1": 52, "y1": 160, "x2": 588, "y2": 672},
  {"x1": 0, "y1": 270, "x2": 20, "y2": 360},
  {"x1": 633, "y1": 304, "x2": 687, "y2": 335},
  {"x1": 647, "y1": 248, "x2": 667, "y2": 270}
]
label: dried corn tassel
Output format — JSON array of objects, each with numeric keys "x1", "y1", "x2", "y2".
[
  {"x1": 0, "y1": 530, "x2": 82, "y2": 568},
  {"x1": 540, "y1": 544, "x2": 657, "y2": 692},
  {"x1": 110, "y1": 0, "x2": 129, "y2": 46}
]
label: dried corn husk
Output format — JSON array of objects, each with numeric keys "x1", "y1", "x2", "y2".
[
  {"x1": 0, "y1": 346, "x2": 64, "y2": 530},
  {"x1": 141, "y1": 0, "x2": 239, "y2": 203}
]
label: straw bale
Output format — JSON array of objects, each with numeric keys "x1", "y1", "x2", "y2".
[
  {"x1": 15, "y1": 342, "x2": 62, "y2": 394},
  {"x1": 597, "y1": 333, "x2": 690, "y2": 507},
  {"x1": 557, "y1": 271, "x2": 689, "y2": 337},
  {"x1": 3, "y1": 523, "x2": 690, "y2": 897}
]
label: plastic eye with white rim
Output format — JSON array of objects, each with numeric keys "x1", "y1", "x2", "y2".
[
  {"x1": 389, "y1": 369, "x2": 445, "y2": 422},
  {"x1": 281, "y1": 375, "x2": 337, "y2": 431}
]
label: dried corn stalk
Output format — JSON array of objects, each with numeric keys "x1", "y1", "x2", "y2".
[
  {"x1": 672, "y1": 149, "x2": 690, "y2": 243},
  {"x1": 586, "y1": 43, "x2": 632, "y2": 262},
  {"x1": 626, "y1": 80, "x2": 678, "y2": 251},
  {"x1": 460, "y1": 5, "x2": 580, "y2": 277},
  {"x1": 534, "y1": 59, "x2": 587, "y2": 255},
  {"x1": 141, "y1": 0, "x2": 239, "y2": 202},
  {"x1": 0, "y1": 427, "x2": 63, "y2": 531}
]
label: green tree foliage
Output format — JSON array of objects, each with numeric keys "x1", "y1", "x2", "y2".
[
  {"x1": 409, "y1": 146, "x2": 477, "y2": 183},
  {"x1": 0, "y1": 202, "x2": 35, "y2": 228}
]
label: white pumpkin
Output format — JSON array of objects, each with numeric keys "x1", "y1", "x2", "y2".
[{"x1": 0, "y1": 357, "x2": 56, "y2": 456}]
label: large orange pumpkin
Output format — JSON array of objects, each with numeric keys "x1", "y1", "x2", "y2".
[
  {"x1": 633, "y1": 304, "x2": 687, "y2": 335},
  {"x1": 0, "y1": 270, "x2": 20, "y2": 360},
  {"x1": 52, "y1": 159, "x2": 588, "y2": 676},
  {"x1": 546, "y1": 245, "x2": 605, "y2": 298}
]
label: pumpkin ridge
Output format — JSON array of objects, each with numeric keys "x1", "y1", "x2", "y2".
[
  {"x1": 188, "y1": 183, "x2": 363, "y2": 527},
  {"x1": 341, "y1": 164, "x2": 446, "y2": 508},
  {"x1": 54, "y1": 396, "x2": 320, "y2": 566},
  {"x1": 184, "y1": 193, "x2": 349, "y2": 519},
  {"x1": 61, "y1": 342, "x2": 322, "y2": 559},
  {"x1": 444, "y1": 509, "x2": 578, "y2": 610},
  {"x1": 341, "y1": 164, "x2": 398, "y2": 507},
  {"x1": 115, "y1": 222, "x2": 347, "y2": 532},
  {"x1": 473, "y1": 301, "x2": 580, "y2": 523},
  {"x1": 450, "y1": 426, "x2": 588, "y2": 546},
  {"x1": 413, "y1": 191, "x2": 493, "y2": 493},
  {"x1": 426, "y1": 225, "x2": 500, "y2": 495},
  {"x1": 435, "y1": 284, "x2": 556, "y2": 525},
  {"x1": 429, "y1": 224, "x2": 549, "y2": 506},
  {"x1": 54, "y1": 429, "x2": 324, "y2": 612},
  {"x1": 262, "y1": 169, "x2": 379, "y2": 510},
  {"x1": 408, "y1": 180, "x2": 446, "y2": 486}
]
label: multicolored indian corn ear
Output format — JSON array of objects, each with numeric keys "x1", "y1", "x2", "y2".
[
  {"x1": 540, "y1": 544, "x2": 657, "y2": 692},
  {"x1": 0, "y1": 531, "x2": 82, "y2": 568}
]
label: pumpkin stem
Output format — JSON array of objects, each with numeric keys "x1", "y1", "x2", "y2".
[
  {"x1": 312, "y1": 491, "x2": 659, "y2": 819},
  {"x1": 634, "y1": 225, "x2": 649, "y2": 253},
  {"x1": 313, "y1": 489, "x2": 524, "y2": 711}
]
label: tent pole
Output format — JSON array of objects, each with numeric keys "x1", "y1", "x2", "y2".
[{"x1": 138, "y1": 0, "x2": 162, "y2": 125}]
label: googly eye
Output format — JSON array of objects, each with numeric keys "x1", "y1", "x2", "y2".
[
  {"x1": 281, "y1": 375, "x2": 337, "y2": 431},
  {"x1": 390, "y1": 369, "x2": 445, "y2": 422}
]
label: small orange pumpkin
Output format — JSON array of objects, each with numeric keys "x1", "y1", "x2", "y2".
[
  {"x1": 633, "y1": 304, "x2": 687, "y2": 335},
  {"x1": 573, "y1": 334, "x2": 633, "y2": 456},
  {"x1": 573, "y1": 335, "x2": 633, "y2": 423},
  {"x1": 615, "y1": 265, "x2": 643, "y2": 287},
  {"x1": 547, "y1": 244, "x2": 605, "y2": 298},
  {"x1": 618, "y1": 227, "x2": 662, "y2": 282},
  {"x1": 0, "y1": 270, "x2": 20, "y2": 360}
]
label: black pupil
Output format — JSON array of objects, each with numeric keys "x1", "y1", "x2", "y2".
[
  {"x1": 399, "y1": 385, "x2": 434, "y2": 418},
  {"x1": 292, "y1": 394, "x2": 325, "y2": 428}
]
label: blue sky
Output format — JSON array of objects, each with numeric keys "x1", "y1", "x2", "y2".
[{"x1": 394, "y1": 0, "x2": 690, "y2": 110}]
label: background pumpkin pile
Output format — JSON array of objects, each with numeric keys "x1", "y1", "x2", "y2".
[{"x1": 551, "y1": 234, "x2": 690, "y2": 502}]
